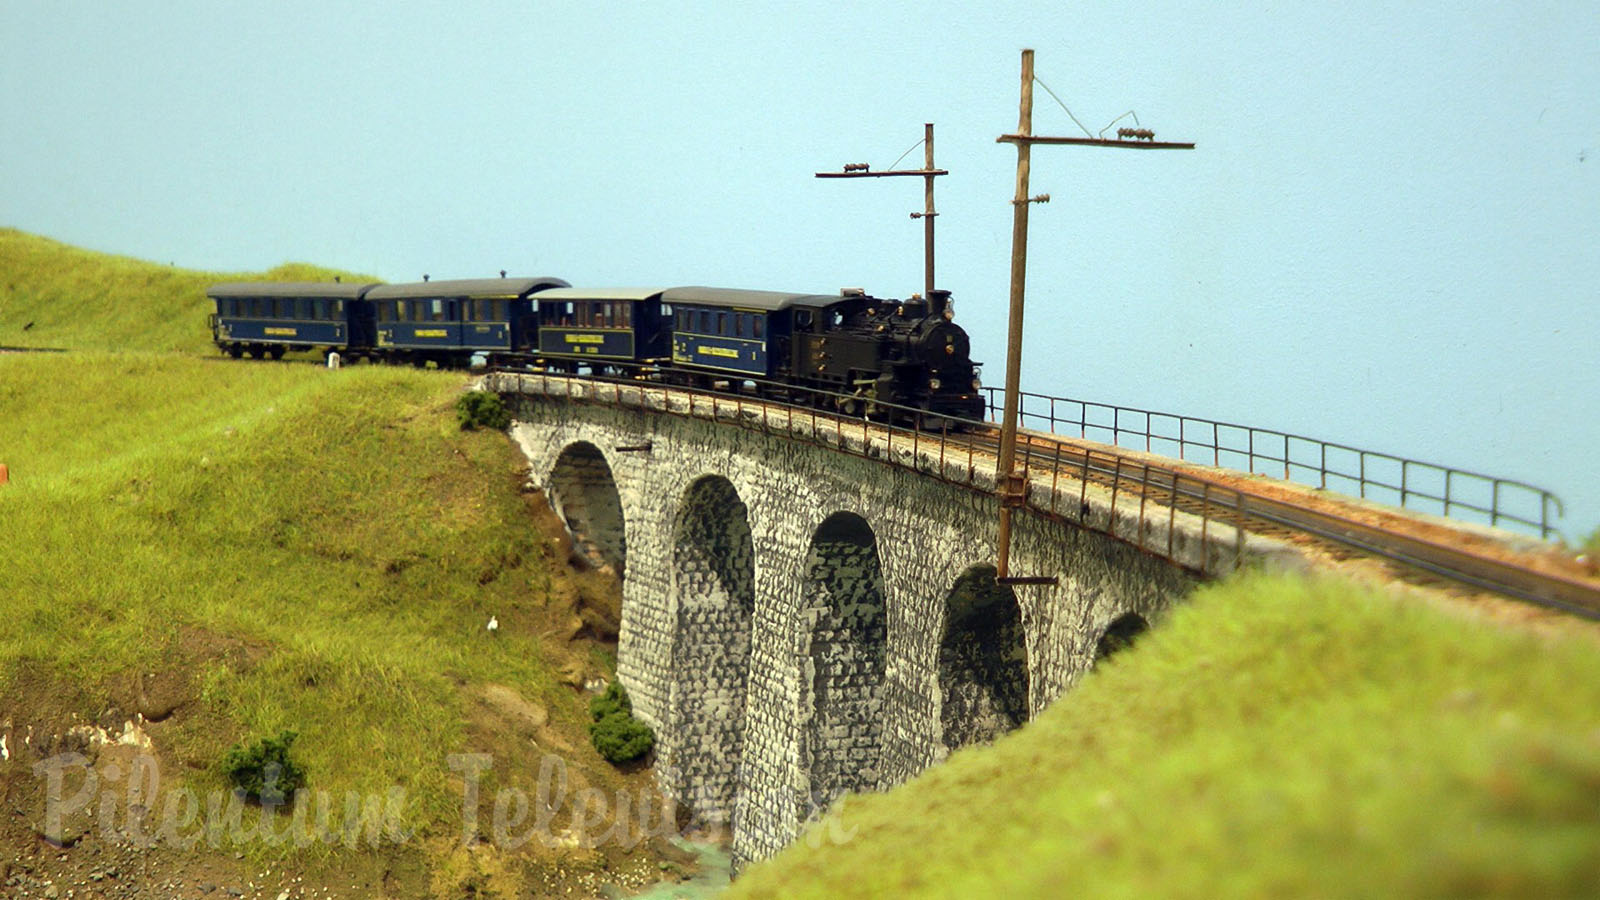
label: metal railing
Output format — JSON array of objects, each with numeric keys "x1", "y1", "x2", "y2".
[{"x1": 984, "y1": 388, "x2": 1564, "y2": 539}]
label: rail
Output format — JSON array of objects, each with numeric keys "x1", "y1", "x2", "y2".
[{"x1": 983, "y1": 388, "x2": 1564, "y2": 540}]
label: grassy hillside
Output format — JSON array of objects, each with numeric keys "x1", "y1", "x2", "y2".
[
  {"x1": 731, "y1": 575, "x2": 1600, "y2": 899},
  {"x1": 0, "y1": 228, "x2": 374, "y2": 353},
  {"x1": 0, "y1": 353, "x2": 668, "y2": 894}
]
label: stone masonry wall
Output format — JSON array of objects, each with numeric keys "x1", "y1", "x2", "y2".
[{"x1": 493, "y1": 376, "x2": 1232, "y2": 868}]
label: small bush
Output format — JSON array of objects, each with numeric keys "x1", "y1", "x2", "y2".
[
  {"x1": 221, "y1": 730, "x2": 306, "y2": 804},
  {"x1": 587, "y1": 681, "x2": 653, "y2": 764},
  {"x1": 590, "y1": 712, "x2": 655, "y2": 763},
  {"x1": 455, "y1": 391, "x2": 511, "y2": 431},
  {"x1": 589, "y1": 680, "x2": 632, "y2": 721}
]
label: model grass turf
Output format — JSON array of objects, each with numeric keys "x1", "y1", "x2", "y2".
[
  {"x1": 0, "y1": 227, "x2": 373, "y2": 353},
  {"x1": 0, "y1": 353, "x2": 617, "y2": 856},
  {"x1": 730, "y1": 574, "x2": 1600, "y2": 899}
]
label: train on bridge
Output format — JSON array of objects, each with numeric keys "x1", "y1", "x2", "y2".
[{"x1": 207, "y1": 277, "x2": 987, "y2": 425}]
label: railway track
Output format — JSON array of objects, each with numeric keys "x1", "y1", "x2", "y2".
[
  {"x1": 990, "y1": 427, "x2": 1600, "y2": 620},
  {"x1": 489, "y1": 368, "x2": 1600, "y2": 621}
]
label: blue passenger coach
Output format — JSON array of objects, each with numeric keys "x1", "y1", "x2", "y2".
[
  {"x1": 366, "y1": 277, "x2": 567, "y2": 366},
  {"x1": 208, "y1": 281, "x2": 377, "y2": 360},
  {"x1": 535, "y1": 286, "x2": 672, "y2": 371},
  {"x1": 664, "y1": 286, "x2": 819, "y2": 378}
]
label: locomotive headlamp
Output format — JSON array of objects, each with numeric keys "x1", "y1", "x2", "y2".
[
  {"x1": 929, "y1": 378, "x2": 942, "y2": 390},
  {"x1": 973, "y1": 377, "x2": 982, "y2": 391},
  {"x1": 943, "y1": 307, "x2": 954, "y2": 320}
]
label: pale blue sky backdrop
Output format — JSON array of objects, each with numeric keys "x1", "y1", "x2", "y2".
[{"x1": 4, "y1": 2, "x2": 1596, "y2": 537}]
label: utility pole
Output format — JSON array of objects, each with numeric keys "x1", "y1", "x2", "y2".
[
  {"x1": 992, "y1": 48, "x2": 1194, "y2": 585},
  {"x1": 816, "y1": 123, "x2": 947, "y2": 297}
]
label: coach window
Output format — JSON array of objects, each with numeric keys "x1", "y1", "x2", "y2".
[
  {"x1": 716, "y1": 312, "x2": 726, "y2": 335},
  {"x1": 797, "y1": 309, "x2": 813, "y2": 329},
  {"x1": 754, "y1": 315, "x2": 764, "y2": 339},
  {"x1": 334, "y1": 300, "x2": 344, "y2": 319}
]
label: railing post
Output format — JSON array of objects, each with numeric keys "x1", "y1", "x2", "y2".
[
  {"x1": 1167, "y1": 472, "x2": 1178, "y2": 559},
  {"x1": 1234, "y1": 488, "x2": 1246, "y2": 568},
  {"x1": 1050, "y1": 440, "x2": 1062, "y2": 515},
  {"x1": 1078, "y1": 445, "x2": 1090, "y2": 520},
  {"x1": 1138, "y1": 463, "x2": 1150, "y2": 550}
]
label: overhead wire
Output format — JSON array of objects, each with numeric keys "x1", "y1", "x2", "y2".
[
  {"x1": 884, "y1": 137, "x2": 926, "y2": 172},
  {"x1": 1032, "y1": 77, "x2": 1095, "y2": 138}
]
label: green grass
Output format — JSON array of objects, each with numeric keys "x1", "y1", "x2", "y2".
[
  {"x1": 0, "y1": 353, "x2": 575, "y2": 850},
  {"x1": 730, "y1": 575, "x2": 1600, "y2": 899},
  {"x1": 0, "y1": 228, "x2": 373, "y2": 353}
]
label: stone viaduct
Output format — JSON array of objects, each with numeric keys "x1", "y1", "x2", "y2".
[{"x1": 489, "y1": 373, "x2": 1290, "y2": 866}]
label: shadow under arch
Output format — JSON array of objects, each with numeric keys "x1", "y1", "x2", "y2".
[
  {"x1": 798, "y1": 511, "x2": 887, "y2": 819},
  {"x1": 1094, "y1": 612, "x2": 1150, "y2": 665},
  {"x1": 547, "y1": 441, "x2": 626, "y2": 576},
  {"x1": 669, "y1": 475, "x2": 755, "y2": 830},
  {"x1": 939, "y1": 564, "x2": 1029, "y2": 752}
]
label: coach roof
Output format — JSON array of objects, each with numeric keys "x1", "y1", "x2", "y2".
[
  {"x1": 366, "y1": 277, "x2": 569, "y2": 300},
  {"x1": 661, "y1": 286, "x2": 838, "y2": 311},
  {"x1": 534, "y1": 286, "x2": 671, "y2": 302},
  {"x1": 207, "y1": 281, "x2": 378, "y2": 299}
]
